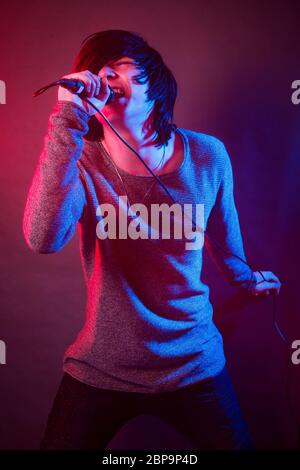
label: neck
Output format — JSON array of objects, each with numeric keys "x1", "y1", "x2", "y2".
[{"x1": 99, "y1": 119, "x2": 174, "y2": 175}]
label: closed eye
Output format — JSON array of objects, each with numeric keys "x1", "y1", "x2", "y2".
[
  {"x1": 111, "y1": 61, "x2": 136, "y2": 68},
  {"x1": 109, "y1": 61, "x2": 146, "y2": 84}
]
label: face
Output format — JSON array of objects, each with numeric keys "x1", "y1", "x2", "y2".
[{"x1": 97, "y1": 57, "x2": 154, "y2": 126}]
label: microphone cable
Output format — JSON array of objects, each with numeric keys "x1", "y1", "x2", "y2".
[{"x1": 33, "y1": 80, "x2": 64, "y2": 97}]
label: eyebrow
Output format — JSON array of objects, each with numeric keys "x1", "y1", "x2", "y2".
[{"x1": 112, "y1": 60, "x2": 135, "y2": 66}]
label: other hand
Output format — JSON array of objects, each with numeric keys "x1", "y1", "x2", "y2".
[{"x1": 251, "y1": 270, "x2": 282, "y2": 296}]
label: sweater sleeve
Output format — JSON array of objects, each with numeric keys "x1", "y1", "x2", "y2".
[
  {"x1": 23, "y1": 101, "x2": 90, "y2": 253},
  {"x1": 205, "y1": 142, "x2": 256, "y2": 292}
]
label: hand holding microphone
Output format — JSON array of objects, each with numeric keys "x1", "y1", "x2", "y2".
[{"x1": 57, "y1": 70, "x2": 114, "y2": 116}]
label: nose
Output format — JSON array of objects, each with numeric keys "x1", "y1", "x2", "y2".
[{"x1": 99, "y1": 65, "x2": 118, "y2": 80}]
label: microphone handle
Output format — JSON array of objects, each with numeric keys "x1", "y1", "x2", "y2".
[{"x1": 58, "y1": 78, "x2": 115, "y2": 102}]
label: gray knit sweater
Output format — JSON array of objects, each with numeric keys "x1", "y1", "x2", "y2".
[{"x1": 23, "y1": 101, "x2": 256, "y2": 393}]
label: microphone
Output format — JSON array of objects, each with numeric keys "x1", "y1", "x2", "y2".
[
  {"x1": 33, "y1": 78, "x2": 115, "y2": 103},
  {"x1": 58, "y1": 78, "x2": 116, "y2": 103}
]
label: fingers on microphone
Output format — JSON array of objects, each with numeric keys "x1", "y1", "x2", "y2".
[
  {"x1": 90, "y1": 73, "x2": 106, "y2": 98},
  {"x1": 83, "y1": 71, "x2": 95, "y2": 97},
  {"x1": 98, "y1": 75, "x2": 110, "y2": 99},
  {"x1": 89, "y1": 77, "x2": 97, "y2": 97},
  {"x1": 95, "y1": 76, "x2": 100, "y2": 97},
  {"x1": 93, "y1": 75, "x2": 100, "y2": 97},
  {"x1": 83, "y1": 72, "x2": 92, "y2": 94}
]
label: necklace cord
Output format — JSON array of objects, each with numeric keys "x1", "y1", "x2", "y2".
[{"x1": 98, "y1": 141, "x2": 158, "y2": 210}]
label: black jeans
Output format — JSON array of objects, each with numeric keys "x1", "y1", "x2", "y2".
[{"x1": 40, "y1": 366, "x2": 255, "y2": 450}]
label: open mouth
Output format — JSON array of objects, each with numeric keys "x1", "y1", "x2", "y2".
[{"x1": 111, "y1": 88, "x2": 125, "y2": 98}]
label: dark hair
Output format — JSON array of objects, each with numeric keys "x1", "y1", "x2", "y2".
[{"x1": 72, "y1": 30, "x2": 177, "y2": 147}]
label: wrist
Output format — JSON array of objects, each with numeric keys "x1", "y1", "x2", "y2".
[{"x1": 58, "y1": 87, "x2": 86, "y2": 111}]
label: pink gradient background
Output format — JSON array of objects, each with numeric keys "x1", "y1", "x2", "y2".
[{"x1": 0, "y1": 0, "x2": 299, "y2": 449}]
